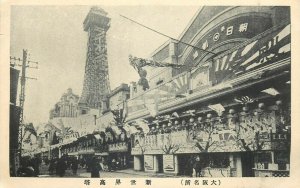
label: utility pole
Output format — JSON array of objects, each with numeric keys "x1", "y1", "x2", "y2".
[
  {"x1": 18, "y1": 49, "x2": 27, "y2": 160},
  {"x1": 10, "y1": 49, "x2": 38, "y2": 174}
]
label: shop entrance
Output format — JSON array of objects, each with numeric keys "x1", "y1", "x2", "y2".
[
  {"x1": 178, "y1": 154, "x2": 193, "y2": 176},
  {"x1": 157, "y1": 155, "x2": 164, "y2": 173},
  {"x1": 241, "y1": 152, "x2": 254, "y2": 177}
]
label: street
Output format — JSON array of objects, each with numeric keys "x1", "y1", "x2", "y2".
[{"x1": 38, "y1": 163, "x2": 176, "y2": 178}]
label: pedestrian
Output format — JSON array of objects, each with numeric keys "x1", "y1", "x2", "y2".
[
  {"x1": 48, "y1": 158, "x2": 55, "y2": 175},
  {"x1": 193, "y1": 156, "x2": 202, "y2": 177},
  {"x1": 71, "y1": 158, "x2": 79, "y2": 175},
  {"x1": 90, "y1": 157, "x2": 101, "y2": 178},
  {"x1": 32, "y1": 156, "x2": 41, "y2": 176},
  {"x1": 56, "y1": 157, "x2": 67, "y2": 177},
  {"x1": 184, "y1": 157, "x2": 194, "y2": 177},
  {"x1": 111, "y1": 158, "x2": 116, "y2": 171}
]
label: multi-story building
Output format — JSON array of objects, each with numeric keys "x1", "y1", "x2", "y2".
[
  {"x1": 127, "y1": 6, "x2": 291, "y2": 177},
  {"x1": 49, "y1": 88, "x2": 80, "y2": 119}
]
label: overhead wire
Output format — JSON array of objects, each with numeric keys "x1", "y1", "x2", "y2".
[{"x1": 119, "y1": 14, "x2": 216, "y2": 55}]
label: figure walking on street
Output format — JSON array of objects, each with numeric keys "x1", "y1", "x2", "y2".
[
  {"x1": 71, "y1": 158, "x2": 79, "y2": 175},
  {"x1": 91, "y1": 157, "x2": 101, "y2": 178},
  {"x1": 56, "y1": 157, "x2": 67, "y2": 177},
  {"x1": 193, "y1": 156, "x2": 202, "y2": 177}
]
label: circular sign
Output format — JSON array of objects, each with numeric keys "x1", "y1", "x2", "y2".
[{"x1": 213, "y1": 32, "x2": 220, "y2": 41}]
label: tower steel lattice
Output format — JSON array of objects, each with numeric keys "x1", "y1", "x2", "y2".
[{"x1": 79, "y1": 7, "x2": 111, "y2": 111}]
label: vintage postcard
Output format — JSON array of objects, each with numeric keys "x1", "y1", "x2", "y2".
[{"x1": 1, "y1": 0, "x2": 300, "y2": 188}]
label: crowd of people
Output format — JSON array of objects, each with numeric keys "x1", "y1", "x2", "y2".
[
  {"x1": 17, "y1": 154, "x2": 205, "y2": 177},
  {"x1": 17, "y1": 154, "x2": 125, "y2": 177}
]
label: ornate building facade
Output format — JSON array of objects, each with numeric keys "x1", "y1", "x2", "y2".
[{"x1": 49, "y1": 88, "x2": 80, "y2": 119}]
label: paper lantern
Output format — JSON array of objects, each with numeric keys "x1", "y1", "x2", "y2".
[
  {"x1": 243, "y1": 106, "x2": 249, "y2": 112},
  {"x1": 229, "y1": 109, "x2": 235, "y2": 114},
  {"x1": 276, "y1": 100, "x2": 282, "y2": 106},
  {"x1": 207, "y1": 113, "x2": 212, "y2": 119},
  {"x1": 189, "y1": 117, "x2": 195, "y2": 123},
  {"x1": 258, "y1": 103, "x2": 265, "y2": 109}
]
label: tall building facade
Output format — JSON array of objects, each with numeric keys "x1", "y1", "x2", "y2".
[
  {"x1": 78, "y1": 7, "x2": 111, "y2": 115},
  {"x1": 49, "y1": 88, "x2": 79, "y2": 119}
]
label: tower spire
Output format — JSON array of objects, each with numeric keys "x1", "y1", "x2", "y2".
[{"x1": 79, "y1": 7, "x2": 111, "y2": 113}]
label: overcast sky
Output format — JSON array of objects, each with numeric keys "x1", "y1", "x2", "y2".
[{"x1": 10, "y1": 5, "x2": 199, "y2": 125}]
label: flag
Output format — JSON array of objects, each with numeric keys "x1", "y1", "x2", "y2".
[
  {"x1": 145, "y1": 102, "x2": 158, "y2": 117},
  {"x1": 172, "y1": 112, "x2": 180, "y2": 118},
  {"x1": 208, "y1": 104, "x2": 225, "y2": 116},
  {"x1": 234, "y1": 96, "x2": 254, "y2": 104},
  {"x1": 134, "y1": 119, "x2": 150, "y2": 133},
  {"x1": 261, "y1": 88, "x2": 280, "y2": 96},
  {"x1": 123, "y1": 123, "x2": 131, "y2": 136},
  {"x1": 129, "y1": 125, "x2": 139, "y2": 134},
  {"x1": 111, "y1": 125, "x2": 122, "y2": 136}
]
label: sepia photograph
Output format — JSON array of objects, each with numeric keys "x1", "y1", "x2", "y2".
[{"x1": 1, "y1": 1, "x2": 299, "y2": 187}]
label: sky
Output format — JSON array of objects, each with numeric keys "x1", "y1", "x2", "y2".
[{"x1": 10, "y1": 5, "x2": 200, "y2": 126}]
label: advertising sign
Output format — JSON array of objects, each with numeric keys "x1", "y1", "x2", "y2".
[
  {"x1": 144, "y1": 155, "x2": 154, "y2": 170},
  {"x1": 163, "y1": 155, "x2": 175, "y2": 171},
  {"x1": 213, "y1": 23, "x2": 290, "y2": 83},
  {"x1": 108, "y1": 142, "x2": 128, "y2": 152},
  {"x1": 181, "y1": 15, "x2": 273, "y2": 73}
]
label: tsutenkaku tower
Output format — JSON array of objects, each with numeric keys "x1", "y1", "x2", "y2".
[{"x1": 79, "y1": 7, "x2": 111, "y2": 111}]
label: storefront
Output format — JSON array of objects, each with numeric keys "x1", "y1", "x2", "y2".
[
  {"x1": 126, "y1": 6, "x2": 290, "y2": 177},
  {"x1": 108, "y1": 141, "x2": 133, "y2": 169}
]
